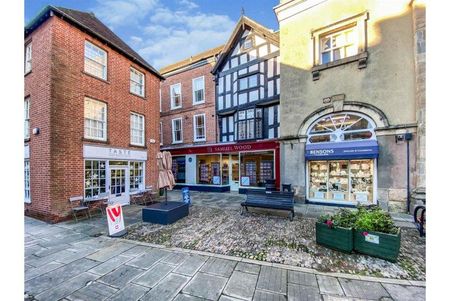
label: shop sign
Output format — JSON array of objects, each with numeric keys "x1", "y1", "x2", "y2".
[
  {"x1": 169, "y1": 140, "x2": 279, "y2": 155},
  {"x1": 106, "y1": 204, "x2": 125, "y2": 236},
  {"x1": 305, "y1": 141, "x2": 379, "y2": 160},
  {"x1": 84, "y1": 145, "x2": 147, "y2": 161}
]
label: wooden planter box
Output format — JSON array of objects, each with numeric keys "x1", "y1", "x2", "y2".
[
  {"x1": 315, "y1": 221, "x2": 353, "y2": 253},
  {"x1": 353, "y1": 228, "x2": 401, "y2": 262}
]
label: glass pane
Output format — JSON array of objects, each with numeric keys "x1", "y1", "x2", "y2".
[
  {"x1": 328, "y1": 161, "x2": 349, "y2": 200},
  {"x1": 321, "y1": 51, "x2": 331, "y2": 64},
  {"x1": 350, "y1": 160, "x2": 373, "y2": 203}
]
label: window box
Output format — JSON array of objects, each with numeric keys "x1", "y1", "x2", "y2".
[
  {"x1": 353, "y1": 228, "x2": 401, "y2": 262},
  {"x1": 315, "y1": 221, "x2": 353, "y2": 253}
]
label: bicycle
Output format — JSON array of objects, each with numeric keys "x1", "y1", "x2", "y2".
[{"x1": 413, "y1": 202, "x2": 426, "y2": 237}]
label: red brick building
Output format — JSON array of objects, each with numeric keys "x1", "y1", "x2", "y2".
[
  {"x1": 159, "y1": 47, "x2": 222, "y2": 187},
  {"x1": 24, "y1": 6, "x2": 163, "y2": 222}
]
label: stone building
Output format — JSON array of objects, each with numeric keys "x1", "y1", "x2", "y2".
[
  {"x1": 274, "y1": 0, "x2": 426, "y2": 212},
  {"x1": 24, "y1": 6, "x2": 163, "y2": 222}
]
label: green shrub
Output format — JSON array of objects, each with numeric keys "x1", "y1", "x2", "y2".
[{"x1": 318, "y1": 206, "x2": 398, "y2": 234}]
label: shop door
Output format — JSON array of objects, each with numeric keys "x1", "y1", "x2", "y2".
[
  {"x1": 109, "y1": 167, "x2": 130, "y2": 205},
  {"x1": 230, "y1": 154, "x2": 239, "y2": 191}
]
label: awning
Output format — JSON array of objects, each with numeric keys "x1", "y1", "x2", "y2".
[{"x1": 305, "y1": 140, "x2": 379, "y2": 160}]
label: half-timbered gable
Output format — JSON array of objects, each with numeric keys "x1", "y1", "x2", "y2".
[{"x1": 212, "y1": 16, "x2": 280, "y2": 143}]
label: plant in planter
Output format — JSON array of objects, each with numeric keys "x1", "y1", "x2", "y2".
[
  {"x1": 316, "y1": 209, "x2": 357, "y2": 253},
  {"x1": 353, "y1": 206, "x2": 401, "y2": 262}
]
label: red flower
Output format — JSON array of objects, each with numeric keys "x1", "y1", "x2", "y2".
[
  {"x1": 362, "y1": 231, "x2": 368, "y2": 236},
  {"x1": 325, "y1": 220, "x2": 333, "y2": 228}
]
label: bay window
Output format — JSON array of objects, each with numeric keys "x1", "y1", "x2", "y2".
[
  {"x1": 130, "y1": 113, "x2": 145, "y2": 146},
  {"x1": 84, "y1": 41, "x2": 107, "y2": 80},
  {"x1": 236, "y1": 108, "x2": 262, "y2": 141},
  {"x1": 84, "y1": 98, "x2": 107, "y2": 141}
]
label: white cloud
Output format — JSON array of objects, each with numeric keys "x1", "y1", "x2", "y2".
[{"x1": 92, "y1": 0, "x2": 235, "y2": 70}]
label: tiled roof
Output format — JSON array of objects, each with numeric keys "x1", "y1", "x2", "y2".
[
  {"x1": 159, "y1": 45, "x2": 224, "y2": 75},
  {"x1": 25, "y1": 5, "x2": 163, "y2": 79}
]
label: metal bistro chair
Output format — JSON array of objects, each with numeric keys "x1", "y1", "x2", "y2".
[
  {"x1": 68, "y1": 196, "x2": 90, "y2": 222},
  {"x1": 144, "y1": 185, "x2": 158, "y2": 206}
]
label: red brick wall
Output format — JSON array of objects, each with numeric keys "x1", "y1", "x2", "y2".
[
  {"x1": 25, "y1": 16, "x2": 161, "y2": 222},
  {"x1": 160, "y1": 63, "x2": 217, "y2": 147}
]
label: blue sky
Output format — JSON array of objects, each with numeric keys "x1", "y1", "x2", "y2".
[{"x1": 25, "y1": 0, "x2": 279, "y2": 69}]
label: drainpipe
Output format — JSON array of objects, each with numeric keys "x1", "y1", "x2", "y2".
[{"x1": 405, "y1": 133, "x2": 413, "y2": 212}]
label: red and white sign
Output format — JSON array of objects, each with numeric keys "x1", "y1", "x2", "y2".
[{"x1": 106, "y1": 204, "x2": 125, "y2": 236}]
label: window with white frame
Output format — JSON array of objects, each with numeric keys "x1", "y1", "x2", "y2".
[
  {"x1": 194, "y1": 114, "x2": 206, "y2": 141},
  {"x1": 159, "y1": 122, "x2": 163, "y2": 145},
  {"x1": 25, "y1": 43, "x2": 32, "y2": 73},
  {"x1": 130, "y1": 161, "x2": 144, "y2": 191},
  {"x1": 84, "y1": 98, "x2": 107, "y2": 141},
  {"x1": 84, "y1": 160, "x2": 106, "y2": 199},
  {"x1": 172, "y1": 118, "x2": 183, "y2": 143},
  {"x1": 320, "y1": 26, "x2": 357, "y2": 64},
  {"x1": 170, "y1": 83, "x2": 182, "y2": 109},
  {"x1": 130, "y1": 113, "x2": 145, "y2": 146},
  {"x1": 24, "y1": 98, "x2": 30, "y2": 139},
  {"x1": 84, "y1": 41, "x2": 107, "y2": 80},
  {"x1": 130, "y1": 67, "x2": 145, "y2": 97},
  {"x1": 192, "y1": 77, "x2": 205, "y2": 104},
  {"x1": 24, "y1": 159, "x2": 30, "y2": 202}
]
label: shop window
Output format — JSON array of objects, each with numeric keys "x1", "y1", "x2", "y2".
[
  {"x1": 24, "y1": 97, "x2": 30, "y2": 139},
  {"x1": 240, "y1": 151, "x2": 274, "y2": 187},
  {"x1": 307, "y1": 112, "x2": 375, "y2": 144},
  {"x1": 172, "y1": 156, "x2": 186, "y2": 183},
  {"x1": 130, "y1": 161, "x2": 144, "y2": 191},
  {"x1": 130, "y1": 113, "x2": 145, "y2": 146},
  {"x1": 197, "y1": 155, "x2": 221, "y2": 185},
  {"x1": 130, "y1": 67, "x2": 145, "y2": 97},
  {"x1": 192, "y1": 76, "x2": 205, "y2": 104},
  {"x1": 172, "y1": 118, "x2": 183, "y2": 143},
  {"x1": 84, "y1": 41, "x2": 107, "y2": 80},
  {"x1": 24, "y1": 159, "x2": 30, "y2": 202},
  {"x1": 84, "y1": 160, "x2": 106, "y2": 199},
  {"x1": 194, "y1": 114, "x2": 206, "y2": 142},
  {"x1": 170, "y1": 83, "x2": 182, "y2": 109},
  {"x1": 236, "y1": 108, "x2": 263, "y2": 141},
  {"x1": 308, "y1": 159, "x2": 373, "y2": 203},
  {"x1": 25, "y1": 42, "x2": 32, "y2": 73},
  {"x1": 84, "y1": 98, "x2": 107, "y2": 141}
]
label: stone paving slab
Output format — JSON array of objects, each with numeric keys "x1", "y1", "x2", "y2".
[
  {"x1": 25, "y1": 261, "x2": 64, "y2": 281},
  {"x1": 132, "y1": 262, "x2": 176, "y2": 288},
  {"x1": 339, "y1": 278, "x2": 390, "y2": 300},
  {"x1": 161, "y1": 251, "x2": 189, "y2": 266},
  {"x1": 256, "y1": 266, "x2": 287, "y2": 295},
  {"x1": 126, "y1": 247, "x2": 171, "y2": 269},
  {"x1": 223, "y1": 270, "x2": 258, "y2": 301},
  {"x1": 382, "y1": 283, "x2": 426, "y2": 301},
  {"x1": 316, "y1": 275, "x2": 345, "y2": 296},
  {"x1": 107, "y1": 283, "x2": 150, "y2": 301},
  {"x1": 174, "y1": 254, "x2": 208, "y2": 276},
  {"x1": 200, "y1": 257, "x2": 237, "y2": 278},
  {"x1": 98, "y1": 264, "x2": 145, "y2": 288},
  {"x1": 288, "y1": 270, "x2": 317, "y2": 287},
  {"x1": 287, "y1": 283, "x2": 320, "y2": 301},
  {"x1": 120, "y1": 245, "x2": 149, "y2": 257},
  {"x1": 66, "y1": 281, "x2": 118, "y2": 300},
  {"x1": 26, "y1": 249, "x2": 77, "y2": 267},
  {"x1": 86, "y1": 242, "x2": 135, "y2": 262},
  {"x1": 253, "y1": 290, "x2": 287, "y2": 301},
  {"x1": 35, "y1": 272, "x2": 100, "y2": 301},
  {"x1": 174, "y1": 293, "x2": 209, "y2": 301},
  {"x1": 182, "y1": 272, "x2": 228, "y2": 300},
  {"x1": 25, "y1": 258, "x2": 99, "y2": 295},
  {"x1": 141, "y1": 273, "x2": 191, "y2": 301},
  {"x1": 235, "y1": 262, "x2": 261, "y2": 275},
  {"x1": 89, "y1": 255, "x2": 133, "y2": 276}
]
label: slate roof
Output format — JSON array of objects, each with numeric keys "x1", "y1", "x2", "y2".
[
  {"x1": 25, "y1": 5, "x2": 163, "y2": 79},
  {"x1": 159, "y1": 45, "x2": 224, "y2": 75}
]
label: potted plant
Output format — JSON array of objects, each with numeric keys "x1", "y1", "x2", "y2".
[
  {"x1": 316, "y1": 209, "x2": 357, "y2": 253},
  {"x1": 353, "y1": 206, "x2": 401, "y2": 262}
]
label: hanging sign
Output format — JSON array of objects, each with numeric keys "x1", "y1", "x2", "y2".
[{"x1": 106, "y1": 204, "x2": 126, "y2": 237}]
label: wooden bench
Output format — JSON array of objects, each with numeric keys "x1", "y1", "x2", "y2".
[{"x1": 241, "y1": 190, "x2": 295, "y2": 221}]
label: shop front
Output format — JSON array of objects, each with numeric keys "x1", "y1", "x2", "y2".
[
  {"x1": 83, "y1": 145, "x2": 147, "y2": 205},
  {"x1": 168, "y1": 140, "x2": 280, "y2": 193},
  {"x1": 305, "y1": 112, "x2": 379, "y2": 206}
]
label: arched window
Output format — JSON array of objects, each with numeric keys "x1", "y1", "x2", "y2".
[{"x1": 307, "y1": 112, "x2": 376, "y2": 144}]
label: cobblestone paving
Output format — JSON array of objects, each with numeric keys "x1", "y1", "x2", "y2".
[{"x1": 25, "y1": 215, "x2": 425, "y2": 301}]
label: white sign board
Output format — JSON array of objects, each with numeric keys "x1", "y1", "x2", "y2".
[
  {"x1": 84, "y1": 145, "x2": 147, "y2": 161},
  {"x1": 241, "y1": 176, "x2": 250, "y2": 186},
  {"x1": 106, "y1": 204, "x2": 125, "y2": 236}
]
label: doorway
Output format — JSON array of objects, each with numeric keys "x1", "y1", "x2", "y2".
[
  {"x1": 109, "y1": 166, "x2": 130, "y2": 205},
  {"x1": 230, "y1": 154, "x2": 239, "y2": 191}
]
